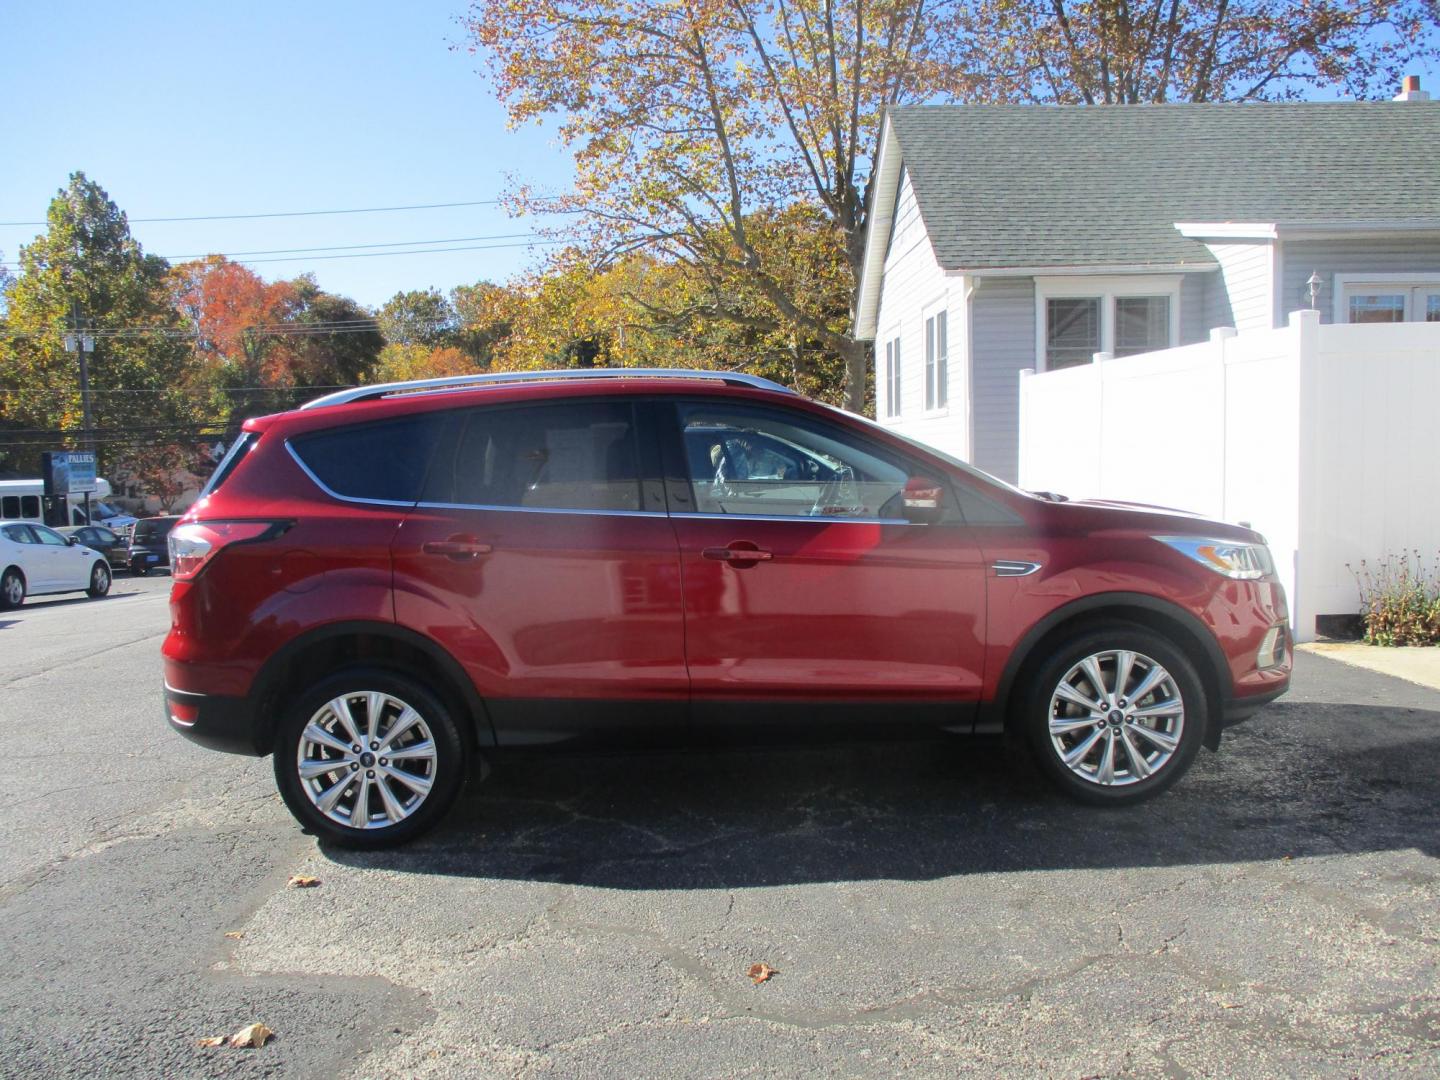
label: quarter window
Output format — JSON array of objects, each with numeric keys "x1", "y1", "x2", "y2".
[
  {"x1": 291, "y1": 415, "x2": 445, "y2": 503},
  {"x1": 678, "y1": 403, "x2": 911, "y2": 520},
  {"x1": 433, "y1": 401, "x2": 641, "y2": 513}
]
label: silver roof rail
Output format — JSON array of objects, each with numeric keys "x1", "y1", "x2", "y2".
[{"x1": 300, "y1": 368, "x2": 796, "y2": 410}]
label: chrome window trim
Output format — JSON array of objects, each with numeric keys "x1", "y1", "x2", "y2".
[
  {"x1": 672, "y1": 511, "x2": 908, "y2": 526},
  {"x1": 285, "y1": 441, "x2": 419, "y2": 509},
  {"x1": 414, "y1": 501, "x2": 667, "y2": 519}
]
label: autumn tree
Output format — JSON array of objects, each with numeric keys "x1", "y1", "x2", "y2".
[
  {"x1": 958, "y1": 1, "x2": 1440, "y2": 104},
  {"x1": 450, "y1": 281, "x2": 514, "y2": 365},
  {"x1": 285, "y1": 276, "x2": 383, "y2": 389},
  {"x1": 464, "y1": 0, "x2": 982, "y2": 410},
  {"x1": 0, "y1": 173, "x2": 206, "y2": 474},
  {"x1": 464, "y1": 0, "x2": 1438, "y2": 411}
]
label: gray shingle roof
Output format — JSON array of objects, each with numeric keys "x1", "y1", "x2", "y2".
[{"x1": 888, "y1": 102, "x2": 1440, "y2": 270}]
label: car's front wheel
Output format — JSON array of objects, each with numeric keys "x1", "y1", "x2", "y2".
[
  {"x1": 273, "y1": 668, "x2": 467, "y2": 848},
  {"x1": 86, "y1": 561, "x2": 111, "y2": 598},
  {"x1": 1022, "y1": 626, "x2": 1207, "y2": 805}
]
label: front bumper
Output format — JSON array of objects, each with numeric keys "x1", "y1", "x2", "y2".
[{"x1": 164, "y1": 683, "x2": 265, "y2": 756}]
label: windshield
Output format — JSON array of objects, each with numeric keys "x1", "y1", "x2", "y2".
[
  {"x1": 93, "y1": 501, "x2": 123, "y2": 518},
  {"x1": 133, "y1": 518, "x2": 178, "y2": 543}
]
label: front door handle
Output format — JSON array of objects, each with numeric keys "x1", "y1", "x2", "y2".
[
  {"x1": 702, "y1": 543, "x2": 773, "y2": 565},
  {"x1": 422, "y1": 537, "x2": 493, "y2": 560}
]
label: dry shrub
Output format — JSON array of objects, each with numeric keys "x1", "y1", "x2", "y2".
[{"x1": 1349, "y1": 551, "x2": 1440, "y2": 647}]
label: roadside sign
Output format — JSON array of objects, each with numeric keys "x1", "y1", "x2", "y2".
[{"x1": 41, "y1": 450, "x2": 98, "y2": 495}]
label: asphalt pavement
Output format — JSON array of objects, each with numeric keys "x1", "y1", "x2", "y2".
[{"x1": 0, "y1": 576, "x2": 1436, "y2": 1078}]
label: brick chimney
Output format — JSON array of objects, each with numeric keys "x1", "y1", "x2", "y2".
[{"x1": 1394, "y1": 75, "x2": 1431, "y2": 102}]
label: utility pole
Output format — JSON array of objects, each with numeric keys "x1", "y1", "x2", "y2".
[{"x1": 64, "y1": 299, "x2": 96, "y2": 450}]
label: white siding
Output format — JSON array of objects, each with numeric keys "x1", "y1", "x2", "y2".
[
  {"x1": 873, "y1": 171, "x2": 971, "y2": 462},
  {"x1": 1205, "y1": 241, "x2": 1276, "y2": 333}
]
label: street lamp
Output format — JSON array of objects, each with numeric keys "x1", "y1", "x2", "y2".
[{"x1": 1306, "y1": 271, "x2": 1323, "y2": 311}]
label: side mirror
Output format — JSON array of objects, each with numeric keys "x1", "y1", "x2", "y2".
[
  {"x1": 902, "y1": 476, "x2": 946, "y2": 524},
  {"x1": 66, "y1": 535, "x2": 79, "y2": 546}
]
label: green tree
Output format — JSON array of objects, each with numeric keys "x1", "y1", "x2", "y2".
[
  {"x1": 287, "y1": 276, "x2": 384, "y2": 388},
  {"x1": 0, "y1": 173, "x2": 210, "y2": 475},
  {"x1": 378, "y1": 288, "x2": 458, "y2": 348}
]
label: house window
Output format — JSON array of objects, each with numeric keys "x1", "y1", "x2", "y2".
[
  {"x1": 1114, "y1": 297, "x2": 1171, "y2": 356},
  {"x1": 1046, "y1": 297, "x2": 1101, "y2": 370},
  {"x1": 1036, "y1": 276, "x2": 1182, "y2": 372},
  {"x1": 1337, "y1": 279, "x2": 1440, "y2": 324},
  {"x1": 924, "y1": 310, "x2": 948, "y2": 410},
  {"x1": 884, "y1": 336, "x2": 901, "y2": 418}
]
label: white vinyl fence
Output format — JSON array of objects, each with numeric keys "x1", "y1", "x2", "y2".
[{"x1": 1019, "y1": 310, "x2": 1440, "y2": 641}]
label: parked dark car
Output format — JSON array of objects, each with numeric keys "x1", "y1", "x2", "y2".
[
  {"x1": 58, "y1": 525, "x2": 130, "y2": 570},
  {"x1": 128, "y1": 516, "x2": 180, "y2": 575},
  {"x1": 163, "y1": 369, "x2": 1291, "y2": 848}
]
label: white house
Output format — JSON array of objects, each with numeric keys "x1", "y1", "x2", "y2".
[{"x1": 854, "y1": 80, "x2": 1440, "y2": 485}]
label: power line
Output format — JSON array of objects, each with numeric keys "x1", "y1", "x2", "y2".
[
  {"x1": 159, "y1": 232, "x2": 541, "y2": 259},
  {"x1": 0, "y1": 198, "x2": 513, "y2": 227},
  {"x1": 0, "y1": 236, "x2": 566, "y2": 272}
]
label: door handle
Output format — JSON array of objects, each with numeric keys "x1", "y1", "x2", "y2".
[
  {"x1": 422, "y1": 538, "x2": 493, "y2": 560},
  {"x1": 702, "y1": 545, "x2": 773, "y2": 564}
]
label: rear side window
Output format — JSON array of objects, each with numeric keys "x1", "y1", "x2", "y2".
[
  {"x1": 201, "y1": 432, "x2": 257, "y2": 497},
  {"x1": 427, "y1": 400, "x2": 641, "y2": 512},
  {"x1": 291, "y1": 414, "x2": 445, "y2": 504}
]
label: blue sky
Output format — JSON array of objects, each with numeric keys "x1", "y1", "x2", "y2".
[
  {"x1": 2, "y1": 4, "x2": 1436, "y2": 311},
  {"x1": 0, "y1": 1, "x2": 574, "y2": 308}
]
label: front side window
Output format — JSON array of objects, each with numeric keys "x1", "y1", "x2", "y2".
[
  {"x1": 1046, "y1": 297, "x2": 1101, "y2": 369},
  {"x1": 32, "y1": 525, "x2": 68, "y2": 546},
  {"x1": 678, "y1": 402, "x2": 910, "y2": 520},
  {"x1": 925, "y1": 310, "x2": 948, "y2": 410},
  {"x1": 434, "y1": 400, "x2": 641, "y2": 513}
]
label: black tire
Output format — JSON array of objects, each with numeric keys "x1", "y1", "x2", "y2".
[
  {"x1": 131, "y1": 562, "x2": 148, "y2": 577},
  {"x1": 86, "y1": 561, "x2": 111, "y2": 598},
  {"x1": 273, "y1": 667, "x2": 468, "y2": 848},
  {"x1": 1, "y1": 567, "x2": 24, "y2": 609},
  {"x1": 1020, "y1": 625, "x2": 1207, "y2": 806}
]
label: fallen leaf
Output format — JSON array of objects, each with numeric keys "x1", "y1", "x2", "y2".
[
  {"x1": 1220, "y1": 1002, "x2": 1244, "y2": 1010},
  {"x1": 747, "y1": 962, "x2": 777, "y2": 984},
  {"x1": 197, "y1": 1036, "x2": 226, "y2": 1048},
  {"x1": 287, "y1": 875, "x2": 321, "y2": 888},
  {"x1": 224, "y1": 931, "x2": 244, "y2": 940},
  {"x1": 228, "y1": 1022, "x2": 274, "y2": 1048}
]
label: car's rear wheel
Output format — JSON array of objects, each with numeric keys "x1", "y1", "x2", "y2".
[
  {"x1": 1022, "y1": 626, "x2": 1206, "y2": 805},
  {"x1": 273, "y1": 668, "x2": 467, "y2": 848},
  {"x1": 86, "y1": 561, "x2": 111, "y2": 598},
  {"x1": 1, "y1": 568, "x2": 24, "y2": 609}
]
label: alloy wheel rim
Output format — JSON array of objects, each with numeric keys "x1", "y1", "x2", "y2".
[
  {"x1": 1047, "y1": 649, "x2": 1184, "y2": 787},
  {"x1": 4, "y1": 574, "x2": 20, "y2": 604},
  {"x1": 296, "y1": 691, "x2": 438, "y2": 830},
  {"x1": 93, "y1": 565, "x2": 109, "y2": 592}
]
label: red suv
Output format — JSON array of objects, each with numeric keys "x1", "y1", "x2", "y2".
[{"x1": 163, "y1": 370, "x2": 1291, "y2": 847}]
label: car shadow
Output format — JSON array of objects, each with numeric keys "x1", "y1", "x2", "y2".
[{"x1": 321, "y1": 699, "x2": 1440, "y2": 887}]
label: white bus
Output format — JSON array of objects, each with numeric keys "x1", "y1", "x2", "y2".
[{"x1": 0, "y1": 478, "x2": 139, "y2": 534}]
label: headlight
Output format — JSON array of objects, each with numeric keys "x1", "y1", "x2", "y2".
[{"x1": 1154, "y1": 536, "x2": 1275, "y2": 580}]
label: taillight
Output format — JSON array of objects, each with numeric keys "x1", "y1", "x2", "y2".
[{"x1": 169, "y1": 521, "x2": 284, "y2": 581}]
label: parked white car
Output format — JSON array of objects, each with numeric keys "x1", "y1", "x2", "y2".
[{"x1": 0, "y1": 519, "x2": 112, "y2": 608}]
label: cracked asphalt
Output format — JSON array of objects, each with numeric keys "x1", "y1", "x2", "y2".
[{"x1": 1, "y1": 574, "x2": 1436, "y2": 1078}]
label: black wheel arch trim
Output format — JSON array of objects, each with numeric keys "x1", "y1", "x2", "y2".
[
  {"x1": 976, "y1": 591, "x2": 1232, "y2": 741},
  {"x1": 249, "y1": 620, "x2": 496, "y2": 750}
]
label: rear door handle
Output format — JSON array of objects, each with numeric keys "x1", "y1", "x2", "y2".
[
  {"x1": 702, "y1": 545, "x2": 773, "y2": 564},
  {"x1": 422, "y1": 538, "x2": 493, "y2": 560}
]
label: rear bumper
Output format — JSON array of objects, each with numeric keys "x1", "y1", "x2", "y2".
[{"x1": 163, "y1": 683, "x2": 264, "y2": 756}]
